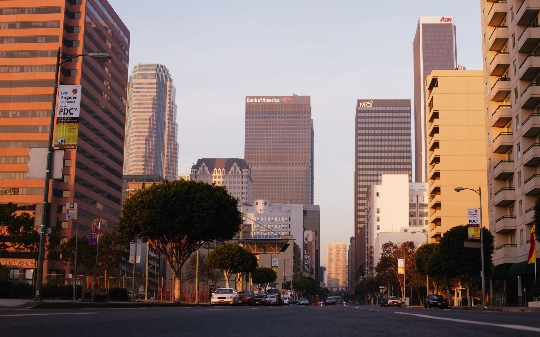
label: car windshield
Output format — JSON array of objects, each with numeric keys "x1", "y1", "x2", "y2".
[
  {"x1": 215, "y1": 289, "x2": 233, "y2": 294},
  {"x1": 240, "y1": 292, "x2": 251, "y2": 296},
  {"x1": 327, "y1": 297, "x2": 335, "y2": 300}
]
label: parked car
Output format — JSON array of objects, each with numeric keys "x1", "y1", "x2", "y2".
[
  {"x1": 266, "y1": 294, "x2": 278, "y2": 305},
  {"x1": 380, "y1": 297, "x2": 389, "y2": 307},
  {"x1": 282, "y1": 296, "x2": 291, "y2": 305},
  {"x1": 387, "y1": 296, "x2": 403, "y2": 307},
  {"x1": 210, "y1": 288, "x2": 239, "y2": 305},
  {"x1": 325, "y1": 297, "x2": 336, "y2": 306},
  {"x1": 288, "y1": 298, "x2": 298, "y2": 306},
  {"x1": 238, "y1": 291, "x2": 253, "y2": 305},
  {"x1": 425, "y1": 294, "x2": 449, "y2": 309},
  {"x1": 251, "y1": 293, "x2": 267, "y2": 306},
  {"x1": 298, "y1": 298, "x2": 310, "y2": 306}
]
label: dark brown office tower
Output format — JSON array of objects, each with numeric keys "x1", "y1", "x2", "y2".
[
  {"x1": 0, "y1": 0, "x2": 129, "y2": 281},
  {"x1": 353, "y1": 99, "x2": 412, "y2": 284},
  {"x1": 413, "y1": 16, "x2": 457, "y2": 182},
  {"x1": 244, "y1": 96, "x2": 313, "y2": 205}
]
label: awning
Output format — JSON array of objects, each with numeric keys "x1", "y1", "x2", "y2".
[
  {"x1": 507, "y1": 259, "x2": 539, "y2": 277},
  {"x1": 489, "y1": 263, "x2": 512, "y2": 279}
]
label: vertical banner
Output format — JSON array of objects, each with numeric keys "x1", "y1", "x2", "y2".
[
  {"x1": 90, "y1": 218, "x2": 101, "y2": 245},
  {"x1": 54, "y1": 85, "x2": 82, "y2": 149},
  {"x1": 65, "y1": 203, "x2": 77, "y2": 220},
  {"x1": 129, "y1": 243, "x2": 142, "y2": 264},
  {"x1": 398, "y1": 258, "x2": 405, "y2": 275},
  {"x1": 467, "y1": 208, "x2": 481, "y2": 241}
]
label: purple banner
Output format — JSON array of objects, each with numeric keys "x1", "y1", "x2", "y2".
[{"x1": 91, "y1": 233, "x2": 99, "y2": 245}]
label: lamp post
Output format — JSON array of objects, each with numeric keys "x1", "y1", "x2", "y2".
[
  {"x1": 411, "y1": 231, "x2": 429, "y2": 301},
  {"x1": 34, "y1": 48, "x2": 112, "y2": 301},
  {"x1": 454, "y1": 186, "x2": 486, "y2": 309}
]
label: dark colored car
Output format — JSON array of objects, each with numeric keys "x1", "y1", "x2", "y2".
[
  {"x1": 425, "y1": 294, "x2": 449, "y2": 309},
  {"x1": 238, "y1": 291, "x2": 252, "y2": 305},
  {"x1": 325, "y1": 297, "x2": 336, "y2": 306},
  {"x1": 380, "y1": 297, "x2": 388, "y2": 307},
  {"x1": 288, "y1": 299, "x2": 298, "y2": 306},
  {"x1": 251, "y1": 293, "x2": 267, "y2": 305}
]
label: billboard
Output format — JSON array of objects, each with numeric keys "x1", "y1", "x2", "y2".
[{"x1": 54, "y1": 85, "x2": 82, "y2": 150}]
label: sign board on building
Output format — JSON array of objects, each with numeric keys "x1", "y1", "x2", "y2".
[
  {"x1": 54, "y1": 85, "x2": 82, "y2": 150},
  {"x1": 271, "y1": 258, "x2": 278, "y2": 267},
  {"x1": 66, "y1": 203, "x2": 77, "y2": 221},
  {"x1": 467, "y1": 208, "x2": 480, "y2": 241}
]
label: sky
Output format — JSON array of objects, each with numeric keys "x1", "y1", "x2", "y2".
[{"x1": 108, "y1": 0, "x2": 483, "y2": 267}]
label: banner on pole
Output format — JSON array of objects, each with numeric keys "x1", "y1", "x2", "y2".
[
  {"x1": 66, "y1": 202, "x2": 77, "y2": 220},
  {"x1": 398, "y1": 259, "x2": 405, "y2": 275},
  {"x1": 129, "y1": 243, "x2": 142, "y2": 264},
  {"x1": 90, "y1": 218, "x2": 101, "y2": 245},
  {"x1": 467, "y1": 208, "x2": 481, "y2": 241},
  {"x1": 54, "y1": 85, "x2": 82, "y2": 150}
]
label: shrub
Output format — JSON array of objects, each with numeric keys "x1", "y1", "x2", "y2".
[
  {"x1": 0, "y1": 281, "x2": 32, "y2": 298},
  {"x1": 108, "y1": 287, "x2": 128, "y2": 301}
]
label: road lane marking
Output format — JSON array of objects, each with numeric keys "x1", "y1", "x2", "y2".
[
  {"x1": 395, "y1": 312, "x2": 540, "y2": 333},
  {"x1": 0, "y1": 312, "x2": 97, "y2": 318}
]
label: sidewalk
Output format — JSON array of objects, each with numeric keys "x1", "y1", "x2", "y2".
[
  {"x1": 0, "y1": 299, "x2": 33, "y2": 308},
  {"x1": 0, "y1": 298, "x2": 211, "y2": 309}
]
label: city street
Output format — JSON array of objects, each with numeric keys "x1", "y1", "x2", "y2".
[{"x1": 1, "y1": 304, "x2": 540, "y2": 337}]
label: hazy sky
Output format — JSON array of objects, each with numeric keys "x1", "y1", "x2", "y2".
[{"x1": 108, "y1": 0, "x2": 482, "y2": 267}]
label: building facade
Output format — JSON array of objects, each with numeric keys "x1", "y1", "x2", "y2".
[
  {"x1": 190, "y1": 158, "x2": 252, "y2": 205},
  {"x1": 327, "y1": 242, "x2": 347, "y2": 290},
  {"x1": 409, "y1": 182, "x2": 429, "y2": 228},
  {"x1": 244, "y1": 96, "x2": 314, "y2": 205},
  {"x1": 303, "y1": 204, "x2": 321, "y2": 284},
  {"x1": 413, "y1": 16, "x2": 457, "y2": 182},
  {"x1": 0, "y1": 0, "x2": 129, "y2": 281},
  {"x1": 123, "y1": 64, "x2": 178, "y2": 180},
  {"x1": 426, "y1": 70, "x2": 488, "y2": 242},
  {"x1": 480, "y1": 0, "x2": 540, "y2": 305},
  {"x1": 354, "y1": 99, "x2": 412, "y2": 284}
]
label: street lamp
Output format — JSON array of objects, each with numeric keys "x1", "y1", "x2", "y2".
[
  {"x1": 34, "y1": 48, "x2": 112, "y2": 301},
  {"x1": 411, "y1": 231, "x2": 429, "y2": 300},
  {"x1": 454, "y1": 186, "x2": 486, "y2": 309}
]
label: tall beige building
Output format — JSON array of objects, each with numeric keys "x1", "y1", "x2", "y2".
[
  {"x1": 426, "y1": 70, "x2": 488, "y2": 241},
  {"x1": 327, "y1": 242, "x2": 347, "y2": 290},
  {"x1": 124, "y1": 64, "x2": 178, "y2": 180},
  {"x1": 481, "y1": 1, "x2": 539, "y2": 305}
]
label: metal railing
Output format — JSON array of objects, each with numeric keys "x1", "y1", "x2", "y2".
[
  {"x1": 494, "y1": 186, "x2": 515, "y2": 195},
  {"x1": 524, "y1": 173, "x2": 540, "y2": 184},
  {"x1": 495, "y1": 215, "x2": 516, "y2": 222},
  {"x1": 493, "y1": 159, "x2": 513, "y2": 169},
  {"x1": 523, "y1": 142, "x2": 540, "y2": 155},
  {"x1": 522, "y1": 112, "x2": 540, "y2": 125},
  {"x1": 495, "y1": 243, "x2": 517, "y2": 250},
  {"x1": 491, "y1": 77, "x2": 511, "y2": 92},
  {"x1": 492, "y1": 131, "x2": 513, "y2": 142},
  {"x1": 490, "y1": 25, "x2": 508, "y2": 40}
]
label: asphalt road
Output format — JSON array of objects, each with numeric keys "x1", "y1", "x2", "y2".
[{"x1": 1, "y1": 304, "x2": 540, "y2": 337}]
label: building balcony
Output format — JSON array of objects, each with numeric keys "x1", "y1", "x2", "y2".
[
  {"x1": 428, "y1": 134, "x2": 439, "y2": 151},
  {"x1": 429, "y1": 214, "x2": 441, "y2": 227},
  {"x1": 488, "y1": 26, "x2": 508, "y2": 51},
  {"x1": 493, "y1": 244, "x2": 518, "y2": 265},
  {"x1": 491, "y1": 104, "x2": 512, "y2": 128},
  {"x1": 428, "y1": 110, "x2": 439, "y2": 123},
  {"x1": 493, "y1": 187, "x2": 515, "y2": 206},
  {"x1": 428, "y1": 123, "x2": 439, "y2": 137},
  {"x1": 525, "y1": 206, "x2": 535, "y2": 225},
  {"x1": 488, "y1": 1, "x2": 508, "y2": 27},
  {"x1": 429, "y1": 165, "x2": 440, "y2": 181},
  {"x1": 517, "y1": 0, "x2": 540, "y2": 26},
  {"x1": 522, "y1": 113, "x2": 540, "y2": 137},
  {"x1": 492, "y1": 132, "x2": 513, "y2": 153},
  {"x1": 522, "y1": 83, "x2": 540, "y2": 109},
  {"x1": 524, "y1": 174, "x2": 540, "y2": 195},
  {"x1": 493, "y1": 160, "x2": 514, "y2": 180},
  {"x1": 489, "y1": 52, "x2": 510, "y2": 76},
  {"x1": 489, "y1": 77, "x2": 511, "y2": 102},
  {"x1": 518, "y1": 26, "x2": 540, "y2": 53},
  {"x1": 523, "y1": 143, "x2": 540, "y2": 166},
  {"x1": 429, "y1": 149, "x2": 440, "y2": 166},
  {"x1": 429, "y1": 180, "x2": 441, "y2": 195},
  {"x1": 519, "y1": 55, "x2": 540, "y2": 81},
  {"x1": 494, "y1": 215, "x2": 516, "y2": 233},
  {"x1": 429, "y1": 194, "x2": 441, "y2": 209}
]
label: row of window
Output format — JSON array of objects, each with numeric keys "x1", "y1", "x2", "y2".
[
  {"x1": 0, "y1": 36, "x2": 59, "y2": 44},
  {"x1": 0, "y1": 7, "x2": 61, "y2": 15},
  {"x1": 0, "y1": 126, "x2": 49, "y2": 133},
  {"x1": 0, "y1": 141, "x2": 48, "y2": 148},
  {"x1": 0, "y1": 21, "x2": 60, "y2": 29},
  {"x1": 0, "y1": 187, "x2": 44, "y2": 195},
  {"x1": 0, "y1": 172, "x2": 28, "y2": 179},
  {"x1": 0, "y1": 80, "x2": 55, "y2": 88},
  {"x1": 0, "y1": 95, "x2": 53, "y2": 103},
  {"x1": 0, "y1": 50, "x2": 56, "y2": 58},
  {"x1": 0, "y1": 65, "x2": 55, "y2": 73},
  {"x1": 0, "y1": 110, "x2": 51, "y2": 118},
  {"x1": 0, "y1": 156, "x2": 28, "y2": 164}
]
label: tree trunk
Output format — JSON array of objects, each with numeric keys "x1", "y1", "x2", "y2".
[
  {"x1": 236, "y1": 273, "x2": 243, "y2": 291},
  {"x1": 467, "y1": 286, "x2": 471, "y2": 308},
  {"x1": 224, "y1": 270, "x2": 229, "y2": 288},
  {"x1": 174, "y1": 271, "x2": 182, "y2": 303}
]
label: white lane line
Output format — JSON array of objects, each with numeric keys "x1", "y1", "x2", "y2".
[
  {"x1": 0, "y1": 312, "x2": 97, "y2": 318},
  {"x1": 395, "y1": 312, "x2": 540, "y2": 333}
]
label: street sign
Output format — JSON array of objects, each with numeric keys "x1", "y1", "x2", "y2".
[{"x1": 271, "y1": 258, "x2": 278, "y2": 267}]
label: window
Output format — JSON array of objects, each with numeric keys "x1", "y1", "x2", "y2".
[
  {"x1": 510, "y1": 232, "x2": 516, "y2": 244},
  {"x1": 511, "y1": 7, "x2": 514, "y2": 22},
  {"x1": 517, "y1": 142, "x2": 521, "y2": 158},
  {"x1": 520, "y1": 228, "x2": 524, "y2": 245},
  {"x1": 377, "y1": 208, "x2": 380, "y2": 213},
  {"x1": 518, "y1": 171, "x2": 522, "y2": 187},
  {"x1": 514, "y1": 87, "x2": 519, "y2": 104},
  {"x1": 512, "y1": 33, "x2": 516, "y2": 49},
  {"x1": 519, "y1": 200, "x2": 523, "y2": 216},
  {"x1": 513, "y1": 59, "x2": 517, "y2": 75},
  {"x1": 516, "y1": 115, "x2": 520, "y2": 130},
  {"x1": 509, "y1": 205, "x2": 515, "y2": 216},
  {"x1": 488, "y1": 157, "x2": 492, "y2": 172},
  {"x1": 377, "y1": 217, "x2": 380, "y2": 222}
]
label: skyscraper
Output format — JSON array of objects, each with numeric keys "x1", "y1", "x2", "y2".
[
  {"x1": 244, "y1": 96, "x2": 314, "y2": 205},
  {"x1": 124, "y1": 64, "x2": 178, "y2": 180},
  {"x1": 327, "y1": 242, "x2": 347, "y2": 290},
  {"x1": 413, "y1": 16, "x2": 457, "y2": 182},
  {"x1": 0, "y1": 0, "x2": 129, "y2": 280},
  {"x1": 354, "y1": 99, "x2": 412, "y2": 283}
]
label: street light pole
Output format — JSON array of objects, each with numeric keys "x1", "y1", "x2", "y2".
[
  {"x1": 454, "y1": 186, "x2": 486, "y2": 309},
  {"x1": 34, "y1": 49, "x2": 112, "y2": 301}
]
